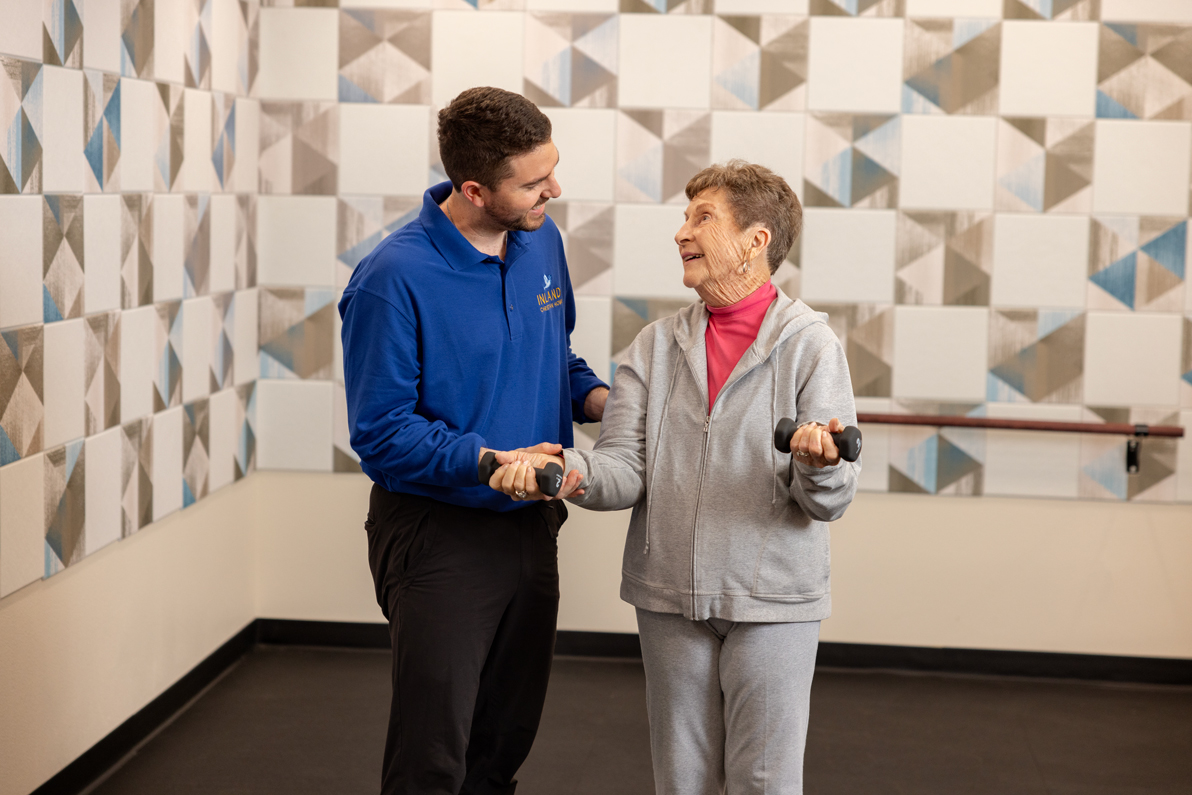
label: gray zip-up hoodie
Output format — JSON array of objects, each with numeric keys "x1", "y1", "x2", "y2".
[{"x1": 563, "y1": 287, "x2": 859, "y2": 623}]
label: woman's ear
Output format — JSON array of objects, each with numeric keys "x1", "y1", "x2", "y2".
[{"x1": 749, "y1": 226, "x2": 772, "y2": 261}]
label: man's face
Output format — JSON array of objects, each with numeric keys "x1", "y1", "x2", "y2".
[{"x1": 483, "y1": 141, "x2": 562, "y2": 232}]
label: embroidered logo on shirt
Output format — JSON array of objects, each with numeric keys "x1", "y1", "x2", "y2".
[{"x1": 537, "y1": 274, "x2": 563, "y2": 313}]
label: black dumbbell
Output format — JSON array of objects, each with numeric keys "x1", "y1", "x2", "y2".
[
  {"x1": 774, "y1": 418, "x2": 862, "y2": 462},
  {"x1": 478, "y1": 451, "x2": 564, "y2": 498}
]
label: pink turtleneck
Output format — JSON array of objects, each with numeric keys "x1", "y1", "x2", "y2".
[{"x1": 705, "y1": 281, "x2": 777, "y2": 409}]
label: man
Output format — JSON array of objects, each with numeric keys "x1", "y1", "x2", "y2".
[{"x1": 338, "y1": 87, "x2": 609, "y2": 795}]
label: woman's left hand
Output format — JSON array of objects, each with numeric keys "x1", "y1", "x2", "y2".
[{"x1": 789, "y1": 418, "x2": 844, "y2": 468}]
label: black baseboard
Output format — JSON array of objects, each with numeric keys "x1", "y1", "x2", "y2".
[
  {"x1": 816, "y1": 641, "x2": 1192, "y2": 685},
  {"x1": 28, "y1": 622, "x2": 1192, "y2": 795},
  {"x1": 256, "y1": 618, "x2": 390, "y2": 649},
  {"x1": 32, "y1": 621, "x2": 257, "y2": 795},
  {"x1": 556, "y1": 630, "x2": 642, "y2": 658}
]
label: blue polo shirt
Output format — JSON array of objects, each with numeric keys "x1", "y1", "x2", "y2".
[{"x1": 338, "y1": 181, "x2": 607, "y2": 512}]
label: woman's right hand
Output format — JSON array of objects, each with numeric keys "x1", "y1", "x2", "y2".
[{"x1": 487, "y1": 448, "x2": 585, "y2": 501}]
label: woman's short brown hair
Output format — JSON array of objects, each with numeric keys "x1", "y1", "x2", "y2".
[
  {"x1": 437, "y1": 87, "x2": 552, "y2": 192},
  {"x1": 685, "y1": 160, "x2": 803, "y2": 273}
]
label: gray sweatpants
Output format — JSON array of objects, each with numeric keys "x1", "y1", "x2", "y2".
[{"x1": 636, "y1": 608, "x2": 820, "y2": 795}]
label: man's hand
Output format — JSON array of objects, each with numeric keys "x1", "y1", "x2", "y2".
[
  {"x1": 789, "y1": 418, "x2": 844, "y2": 469},
  {"x1": 584, "y1": 387, "x2": 609, "y2": 422},
  {"x1": 486, "y1": 445, "x2": 585, "y2": 501}
]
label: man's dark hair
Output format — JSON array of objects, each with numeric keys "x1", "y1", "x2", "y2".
[{"x1": 437, "y1": 88, "x2": 553, "y2": 192}]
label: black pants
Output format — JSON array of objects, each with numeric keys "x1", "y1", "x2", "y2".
[{"x1": 365, "y1": 486, "x2": 566, "y2": 795}]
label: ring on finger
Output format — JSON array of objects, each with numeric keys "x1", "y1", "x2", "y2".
[{"x1": 515, "y1": 489, "x2": 528, "y2": 499}]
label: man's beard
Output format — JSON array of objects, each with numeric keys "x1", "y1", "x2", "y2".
[{"x1": 485, "y1": 196, "x2": 549, "y2": 233}]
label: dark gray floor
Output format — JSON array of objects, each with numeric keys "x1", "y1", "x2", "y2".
[{"x1": 89, "y1": 646, "x2": 1192, "y2": 795}]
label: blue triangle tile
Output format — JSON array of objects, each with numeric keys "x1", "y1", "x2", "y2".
[
  {"x1": 338, "y1": 75, "x2": 377, "y2": 103},
  {"x1": 105, "y1": 80, "x2": 121, "y2": 146},
  {"x1": 43, "y1": 285, "x2": 64, "y2": 323},
  {"x1": 0, "y1": 426, "x2": 19, "y2": 465},
  {"x1": 1089, "y1": 252, "x2": 1136, "y2": 309},
  {"x1": 1096, "y1": 90, "x2": 1136, "y2": 119},
  {"x1": 1139, "y1": 221, "x2": 1185, "y2": 279},
  {"x1": 85, "y1": 122, "x2": 105, "y2": 187}
]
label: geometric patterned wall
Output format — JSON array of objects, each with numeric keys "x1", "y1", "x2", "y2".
[
  {"x1": 3, "y1": 0, "x2": 1192, "y2": 603},
  {"x1": 0, "y1": 0, "x2": 262, "y2": 600}
]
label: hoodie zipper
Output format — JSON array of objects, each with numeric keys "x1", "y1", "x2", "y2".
[{"x1": 690, "y1": 413, "x2": 711, "y2": 616}]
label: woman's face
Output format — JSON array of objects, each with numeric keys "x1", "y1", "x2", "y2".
[{"x1": 675, "y1": 189, "x2": 750, "y2": 292}]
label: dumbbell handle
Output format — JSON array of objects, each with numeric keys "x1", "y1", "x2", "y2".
[
  {"x1": 774, "y1": 418, "x2": 862, "y2": 462},
  {"x1": 478, "y1": 451, "x2": 564, "y2": 498}
]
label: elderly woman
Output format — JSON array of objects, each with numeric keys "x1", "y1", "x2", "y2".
[{"x1": 490, "y1": 160, "x2": 859, "y2": 794}]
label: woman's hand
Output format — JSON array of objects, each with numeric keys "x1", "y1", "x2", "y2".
[
  {"x1": 789, "y1": 418, "x2": 844, "y2": 469},
  {"x1": 486, "y1": 445, "x2": 585, "y2": 501}
]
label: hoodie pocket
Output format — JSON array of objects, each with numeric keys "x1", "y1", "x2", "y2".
[{"x1": 751, "y1": 521, "x2": 831, "y2": 599}]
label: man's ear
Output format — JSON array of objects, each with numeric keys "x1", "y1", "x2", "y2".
[{"x1": 460, "y1": 181, "x2": 487, "y2": 208}]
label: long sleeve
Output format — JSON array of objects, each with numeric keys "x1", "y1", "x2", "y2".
[
  {"x1": 340, "y1": 288, "x2": 482, "y2": 488},
  {"x1": 563, "y1": 336, "x2": 651, "y2": 511},
  {"x1": 787, "y1": 337, "x2": 860, "y2": 522}
]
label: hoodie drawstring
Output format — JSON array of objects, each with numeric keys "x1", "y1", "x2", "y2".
[
  {"x1": 771, "y1": 355, "x2": 779, "y2": 506},
  {"x1": 644, "y1": 355, "x2": 683, "y2": 554}
]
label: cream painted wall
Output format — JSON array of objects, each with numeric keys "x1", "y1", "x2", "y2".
[
  {"x1": 253, "y1": 472, "x2": 380, "y2": 623},
  {"x1": 0, "y1": 477, "x2": 258, "y2": 795},
  {"x1": 559, "y1": 492, "x2": 1192, "y2": 660},
  {"x1": 255, "y1": 472, "x2": 1192, "y2": 660}
]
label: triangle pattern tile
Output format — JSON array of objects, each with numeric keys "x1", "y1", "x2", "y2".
[
  {"x1": 526, "y1": 13, "x2": 617, "y2": 109},
  {"x1": 183, "y1": 398, "x2": 209, "y2": 506},
  {"x1": 806, "y1": 113, "x2": 898, "y2": 209},
  {"x1": 1005, "y1": 0, "x2": 1099, "y2": 21},
  {"x1": 84, "y1": 312, "x2": 121, "y2": 436},
  {"x1": 45, "y1": 440, "x2": 86, "y2": 577},
  {"x1": 156, "y1": 83, "x2": 185, "y2": 191},
  {"x1": 259, "y1": 288, "x2": 335, "y2": 380},
  {"x1": 714, "y1": 15, "x2": 807, "y2": 112},
  {"x1": 184, "y1": 194, "x2": 211, "y2": 298},
  {"x1": 121, "y1": 194, "x2": 155, "y2": 308},
  {"x1": 120, "y1": 0, "x2": 156, "y2": 78},
  {"x1": 121, "y1": 417, "x2": 152, "y2": 536},
  {"x1": 0, "y1": 327, "x2": 45, "y2": 465},
  {"x1": 260, "y1": 102, "x2": 338, "y2": 195},
  {"x1": 548, "y1": 202, "x2": 614, "y2": 292},
  {"x1": 904, "y1": 20, "x2": 999, "y2": 116},
  {"x1": 1098, "y1": 24, "x2": 1192, "y2": 120},
  {"x1": 154, "y1": 301, "x2": 183, "y2": 411},
  {"x1": 234, "y1": 382, "x2": 256, "y2": 481},
  {"x1": 43, "y1": 0, "x2": 84, "y2": 68},
  {"x1": 997, "y1": 118, "x2": 1093, "y2": 213},
  {"x1": 42, "y1": 195, "x2": 85, "y2": 322},
  {"x1": 211, "y1": 293, "x2": 234, "y2": 392},
  {"x1": 1089, "y1": 217, "x2": 1185, "y2": 310},
  {"x1": 336, "y1": 196, "x2": 419, "y2": 288},
  {"x1": 811, "y1": 0, "x2": 904, "y2": 17},
  {"x1": 616, "y1": 110, "x2": 708, "y2": 204},
  {"x1": 896, "y1": 212, "x2": 992, "y2": 306},
  {"x1": 84, "y1": 71, "x2": 122, "y2": 192},
  {"x1": 339, "y1": 9, "x2": 431, "y2": 104},
  {"x1": 989, "y1": 309, "x2": 1084, "y2": 404}
]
